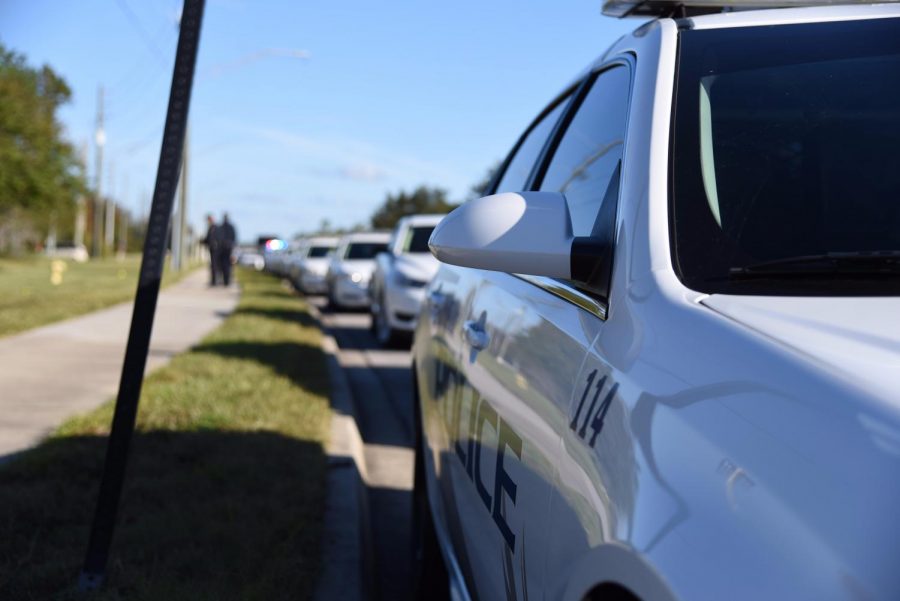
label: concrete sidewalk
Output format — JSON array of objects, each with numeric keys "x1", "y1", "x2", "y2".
[{"x1": 0, "y1": 269, "x2": 240, "y2": 459}]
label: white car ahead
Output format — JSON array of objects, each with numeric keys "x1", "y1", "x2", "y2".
[
  {"x1": 236, "y1": 250, "x2": 264, "y2": 271},
  {"x1": 289, "y1": 236, "x2": 338, "y2": 294},
  {"x1": 46, "y1": 242, "x2": 89, "y2": 263},
  {"x1": 412, "y1": 4, "x2": 900, "y2": 601},
  {"x1": 264, "y1": 248, "x2": 291, "y2": 276},
  {"x1": 370, "y1": 214, "x2": 445, "y2": 347},
  {"x1": 325, "y1": 231, "x2": 390, "y2": 310}
]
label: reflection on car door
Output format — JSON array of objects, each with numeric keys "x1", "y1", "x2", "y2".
[
  {"x1": 532, "y1": 61, "x2": 634, "y2": 598},
  {"x1": 451, "y1": 268, "x2": 603, "y2": 600},
  {"x1": 427, "y1": 87, "x2": 582, "y2": 599}
]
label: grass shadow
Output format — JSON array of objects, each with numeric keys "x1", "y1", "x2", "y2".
[
  {"x1": 0, "y1": 430, "x2": 326, "y2": 600},
  {"x1": 234, "y1": 305, "x2": 317, "y2": 328},
  {"x1": 192, "y1": 340, "x2": 328, "y2": 399}
]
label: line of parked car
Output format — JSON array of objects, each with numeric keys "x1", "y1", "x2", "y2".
[
  {"x1": 260, "y1": 214, "x2": 445, "y2": 347},
  {"x1": 247, "y1": 5, "x2": 900, "y2": 598}
]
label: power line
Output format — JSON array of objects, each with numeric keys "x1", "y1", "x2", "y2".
[
  {"x1": 199, "y1": 48, "x2": 311, "y2": 81},
  {"x1": 114, "y1": 0, "x2": 169, "y2": 66}
]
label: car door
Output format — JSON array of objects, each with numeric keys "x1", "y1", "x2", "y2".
[
  {"x1": 442, "y1": 63, "x2": 635, "y2": 600},
  {"x1": 524, "y1": 62, "x2": 637, "y2": 599},
  {"x1": 423, "y1": 90, "x2": 581, "y2": 600},
  {"x1": 453, "y1": 270, "x2": 606, "y2": 601}
]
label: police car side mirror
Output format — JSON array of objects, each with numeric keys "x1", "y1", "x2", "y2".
[{"x1": 428, "y1": 191, "x2": 609, "y2": 284}]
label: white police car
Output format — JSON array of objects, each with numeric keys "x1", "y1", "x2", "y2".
[
  {"x1": 370, "y1": 214, "x2": 445, "y2": 347},
  {"x1": 411, "y1": 3, "x2": 900, "y2": 600},
  {"x1": 290, "y1": 236, "x2": 338, "y2": 294},
  {"x1": 325, "y1": 231, "x2": 390, "y2": 309}
]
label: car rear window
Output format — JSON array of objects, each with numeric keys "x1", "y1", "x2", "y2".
[
  {"x1": 308, "y1": 246, "x2": 331, "y2": 258},
  {"x1": 402, "y1": 226, "x2": 435, "y2": 253},
  {"x1": 345, "y1": 242, "x2": 387, "y2": 260}
]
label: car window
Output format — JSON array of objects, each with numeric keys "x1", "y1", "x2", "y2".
[
  {"x1": 671, "y1": 19, "x2": 900, "y2": 295},
  {"x1": 345, "y1": 242, "x2": 388, "y2": 260},
  {"x1": 308, "y1": 246, "x2": 331, "y2": 258},
  {"x1": 494, "y1": 94, "x2": 571, "y2": 192},
  {"x1": 539, "y1": 66, "x2": 629, "y2": 238},
  {"x1": 402, "y1": 226, "x2": 435, "y2": 253}
]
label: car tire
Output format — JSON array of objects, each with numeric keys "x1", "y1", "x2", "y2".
[
  {"x1": 326, "y1": 288, "x2": 339, "y2": 311},
  {"x1": 411, "y1": 382, "x2": 450, "y2": 601}
]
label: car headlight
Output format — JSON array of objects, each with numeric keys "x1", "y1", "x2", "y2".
[{"x1": 350, "y1": 272, "x2": 363, "y2": 283}]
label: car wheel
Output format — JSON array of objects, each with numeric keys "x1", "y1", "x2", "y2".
[
  {"x1": 326, "y1": 288, "x2": 339, "y2": 311},
  {"x1": 411, "y1": 384, "x2": 450, "y2": 601}
]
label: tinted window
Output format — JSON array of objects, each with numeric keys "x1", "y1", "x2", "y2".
[
  {"x1": 672, "y1": 19, "x2": 900, "y2": 295},
  {"x1": 403, "y1": 226, "x2": 435, "y2": 253},
  {"x1": 540, "y1": 66, "x2": 629, "y2": 237},
  {"x1": 495, "y1": 96, "x2": 570, "y2": 192},
  {"x1": 308, "y1": 246, "x2": 331, "y2": 258},
  {"x1": 346, "y1": 242, "x2": 387, "y2": 260}
]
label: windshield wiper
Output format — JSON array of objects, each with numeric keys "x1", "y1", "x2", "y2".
[{"x1": 727, "y1": 251, "x2": 900, "y2": 277}]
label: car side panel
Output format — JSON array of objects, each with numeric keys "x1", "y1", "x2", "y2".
[{"x1": 421, "y1": 265, "x2": 604, "y2": 600}]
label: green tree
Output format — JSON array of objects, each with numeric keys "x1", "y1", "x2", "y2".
[
  {"x1": 0, "y1": 43, "x2": 83, "y2": 252},
  {"x1": 370, "y1": 185, "x2": 457, "y2": 229}
]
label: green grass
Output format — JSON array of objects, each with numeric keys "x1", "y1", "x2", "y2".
[
  {"x1": 0, "y1": 255, "x2": 191, "y2": 339},
  {"x1": 0, "y1": 269, "x2": 331, "y2": 600}
]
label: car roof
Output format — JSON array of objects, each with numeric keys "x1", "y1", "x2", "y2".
[
  {"x1": 340, "y1": 231, "x2": 391, "y2": 243},
  {"x1": 304, "y1": 236, "x2": 338, "y2": 246},
  {"x1": 686, "y1": 2, "x2": 900, "y2": 29},
  {"x1": 546, "y1": 3, "x2": 899, "y2": 106},
  {"x1": 398, "y1": 214, "x2": 446, "y2": 228}
]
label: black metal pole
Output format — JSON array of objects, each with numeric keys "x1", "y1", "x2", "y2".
[{"x1": 78, "y1": 0, "x2": 205, "y2": 590}]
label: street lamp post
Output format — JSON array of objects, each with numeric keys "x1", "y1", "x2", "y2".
[{"x1": 92, "y1": 86, "x2": 105, "y2": 258}]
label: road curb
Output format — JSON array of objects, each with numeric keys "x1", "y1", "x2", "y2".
[{"x1": 309, "y1": 302, "x2": 376, "y2": 601}]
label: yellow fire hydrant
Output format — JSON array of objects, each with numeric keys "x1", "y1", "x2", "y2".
[{"x1": 50, "y1": 259, "x2": 67, "y2": 286}]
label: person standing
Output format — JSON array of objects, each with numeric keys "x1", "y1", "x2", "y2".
[
  {"x1": 203, "y1": 214, "x2": 220, "y2": 286},
  {"x1": 217, "y1": 212, "x2": 237, "y2": 286}
]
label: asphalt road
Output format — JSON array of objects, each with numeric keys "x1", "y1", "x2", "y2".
[{"x1": 314, "y1": 298, "x2": 416, "y2": 601}]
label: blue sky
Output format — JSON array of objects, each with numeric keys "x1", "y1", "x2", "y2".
[{"x1": 2, "y1": 0, "x2": 640, "y2": 241}]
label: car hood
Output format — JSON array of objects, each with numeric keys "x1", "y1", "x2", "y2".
[
  {"x1": 702, "y1": 294, "x2": 900, "y2": 400},
  {"x1": 334, "y1": 259, "x2": 376, "y2": 277},
  {"x1": 304, "y1": 257, "x2": 330, "y2": 275},
  {"x1": 394, "y1": 253, "x2": 440, "y2": 282}
]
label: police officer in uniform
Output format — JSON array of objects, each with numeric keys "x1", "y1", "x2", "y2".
[
  {"x1": 217, "y1": 213, "x2": 237, "y2": 286},
  {"x1": 203, "y1": 214, "x2": 220, "y2": 286}
]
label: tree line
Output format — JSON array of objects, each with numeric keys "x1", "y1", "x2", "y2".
[
  {"x1": 0, "y1": 43, "x2": 85, "y2": 254},
  {"x1": 310, "y1": 163, "x2": 498, "y2": 237},
  {"x1": 0, "y1": 43, "x2": 150, "y2": 256}
]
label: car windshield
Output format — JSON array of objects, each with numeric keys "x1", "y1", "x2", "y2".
[
  {"x1": 345, "y1": 242, "x2": 387, "y2": 260},
  {"x1": 671, "y1": 18, "x2": 900, "y2": 295},
  {"x1": 308, "y1": 246, "x2": 331, "y2": 258},
  {"x1": 402, "y1": 226, "x2": 435, "y2": 253}
]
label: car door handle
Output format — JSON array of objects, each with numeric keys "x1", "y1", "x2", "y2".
[{"x1": 463, "y1": 319, "x2": 490, "y2": 351}]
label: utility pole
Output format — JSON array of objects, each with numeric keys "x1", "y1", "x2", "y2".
[
  {"x1": 118, "y1": 174, "x2": 129, "y2": 259},
  {"x1": 118, "y1": 208, "x2": 128, "y2": 259},
  {"x1": 178, "y1": 130, "x2": 189, "y2": 270},
  {"x1": 171, "y1": 194, "x2": 181, "y2": 271},
  {"x1": 105, "y1": 161, "x2": 116, "y2": 256},
  {"x1": 75, "y1": 142, "x2": 88, "y2": 249},
  {"x1": 92, "y1": 86, "x2": 105, "y2": 258}
]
